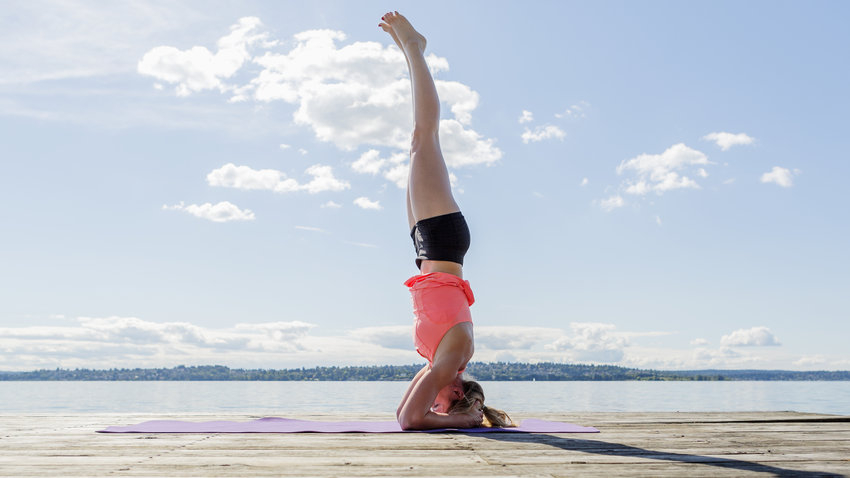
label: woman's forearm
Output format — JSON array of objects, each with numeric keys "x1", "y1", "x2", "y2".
[
  {"x1": 397, "y1": 365, "x2": 429, "y2": 419},
  {"x1": 397, "y1": 363, "x2": 474, "y2": 430},
  {"x1": 401, "y1": 409, "x2": 478, "y2": 430}
]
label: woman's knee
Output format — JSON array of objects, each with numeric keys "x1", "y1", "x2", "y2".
[{"x1": 410, "y1": 126, "x2": 439, "y2": 153}]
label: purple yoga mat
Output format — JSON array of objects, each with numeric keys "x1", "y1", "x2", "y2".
[{"x1": 98, "y1": 417, "x2": 598, "y2": 434}]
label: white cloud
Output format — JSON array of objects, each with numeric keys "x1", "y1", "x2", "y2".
[
  {"x1": 476, "y1": 326, "x2": 563, "y2": 351},
  {"x1": 349, "y1": 326, "x2": 411, "y2": 350},
  {"x1": 0, "y1": 317, "x2": 825, "y2": 371},
  {"x1": 760, "y1": 166, "x2": 799, "y2": 187},
  {"x1": 655, "y1": 215, "x2": 662, "y2": 226},
  {"x1": 690, "y1": 338, "x2": 709, "y2": 346},
  {"x1": 616, "y1": 143, "x2": 711, "y2": 195},
  {"x1": 794, "y1": 355, "x2": 826, "y2": 367},
  {"x1": 207, "y1": 163, "x2": 298, "y2": 192},
  {"x1": 691, "y1": 346, "x2": 743, "y2": 364},
  {"x1": 702, "y1": 132, "x2": 755, "y2": 151},
  {"x1": 135, "y1": 20, "x2": 502, "y2": 201},
  {"x1": 580, "y1": 177, "x2": 589, "y2": 187},
  {"x1": 383, "y1": 163, "x2": 410, "y2": 189},
  {"x1": 0, "y1": 316, "x2": 399, "y2": 371},
  {"x1": 600, "y1": 195, "x2": 624, "y2": 211},
  {"x1": 555, "y1": 101, "x2": 589, "y2": 119},
  {"x1": 521, "y1": 124, "x2": 566, "y2": 144},
  {"x1": 720, "y1": 326, "x2": 781, "y2": 347},
  {"x1": 436, "y1": 80, "x2": 479, "y2": 125},
  {"x1": 352, "y1": 149, "x2": 387, "y2": 175},
  {"x1": 162, "y1": 201, "x2": 254, "y2": 222},
  {"x1": 321, "y1": 200, "x2": 342, "y2": 209},
  {"x1": 145, "y1": 21, "x2": 507, "y2": 169},
  {"x1": 2, "y1": 316, "x2": 311, "y2": 352},
  {"x1": 295, "y1": 225, "x2": 324, "y2": 232},
  {"x1": 518, "y1": 110, "x2": 534, "y2": 124},
  {"x1": 439, "y1": 119, "x2": 502, "y2": 167},
  {"x1": 301, "y1": 165, "x2": 350, "y2": 193},
  {"x1": 351, "y1": 149, "x2": 411, "y2": 188},
  {"x1": 544, "y1": 322, "x2": 629, "y2": 363},
  {"x1": 239, "y1": 28, "x2": 498, "y2": 163},
  {"x1": 353, "y1": 197, "x2": 382, "y2": 210},
  {"x1": 206, "y1": 163, "x2": 349, "y2": 194},
  {"x1": 279, "y1": 143, "x2": 291, "y2": 150},
  {"x1": 138, "y1": 17, "x2": 270, "y2": 97}
]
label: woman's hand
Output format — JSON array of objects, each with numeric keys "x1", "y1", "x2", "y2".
[{"x1": 450, "y1": 408, "x2": 484, "y2": 428}]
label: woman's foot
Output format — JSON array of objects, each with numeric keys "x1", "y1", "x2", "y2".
[
  {"x1": 380, "y1": 17, "x2": 405, "y2": 54},
  {"x1": 379, "y1": 11, "x2": 426, "y2": 56}
]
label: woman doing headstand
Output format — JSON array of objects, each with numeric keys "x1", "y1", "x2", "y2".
[{"x1": 379, "y1": 11, "x2": 513, "y2": 430}]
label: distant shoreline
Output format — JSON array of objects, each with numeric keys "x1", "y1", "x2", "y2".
[{"x1": 2, "y1": 363, "x2": 849, "y2": 381}]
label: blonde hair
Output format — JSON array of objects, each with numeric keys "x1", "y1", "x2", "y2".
[{"x1": 448, "y1": 379, "x2": 516, "y2": 427}]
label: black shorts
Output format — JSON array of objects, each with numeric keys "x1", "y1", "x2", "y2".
[{"x1": 410, "y1": 212, "x2": 471, "y2": 269}]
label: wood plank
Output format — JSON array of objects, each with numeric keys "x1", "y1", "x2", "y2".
[{"x1": 0, "y1": 412, "x2": 847, "y2": 477}]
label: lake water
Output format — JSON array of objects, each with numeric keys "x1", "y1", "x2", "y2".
[{"x1": 1, "y1": 381, "x2": 848, "y2": 415}]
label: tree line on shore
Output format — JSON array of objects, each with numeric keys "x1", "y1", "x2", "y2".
[{"x1": 1, "y1": 363, "x2": 848, "y2": 381}]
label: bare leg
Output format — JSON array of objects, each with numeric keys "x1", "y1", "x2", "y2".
[{"x1": 380, "y1": 12, "x2": 459, "y2": 229}]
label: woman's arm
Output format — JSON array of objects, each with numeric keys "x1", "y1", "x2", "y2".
[
  {"x1": 396, "y1": 347, "x2": 482, "y2": 430},
  {"x1": 397, "y1": 365, "x2": 429, "y2": 420}
]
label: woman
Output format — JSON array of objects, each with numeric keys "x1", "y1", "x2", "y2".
[{"x1": 379, "y1": 11, "x2": 513, "y2": 430}]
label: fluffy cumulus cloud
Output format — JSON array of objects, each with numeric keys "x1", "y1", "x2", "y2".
[
  {"x1": 0, "y1": 318, "x2": 827, "y2": 370},
  {"x1": 207, "y1": 163, "x2": 349, "y2": 193},
  {"x1": 720, "y1": 326, "x2": 781, "y2": 347},
  {"x1": 616, "y1": 143, "x2": 711, "y2": 195},
  {"x1": 343, "y1": 324, "x2": 630, "y2": 365},
  {"x1": 794, "y1": 355, "x2": 826, "y2": 367},
  {"x1": 348, "y1": 326, "x2": 412, "y2": 351},
  {"x1": 162, "y1": 201, "x2": 254, "y2": 222},
  {"x1": 544, "y1": 322, "x2": 630, "y2": 363},
  {"x1": 138, "y1": 20, "x2": 502, "y2": 202},
  {"x1": 140, "y1": 21, "x2": 500, "y2": 167},
  {"x1": 702, "y1": 132, "x2": 755, "y2": 151},
  {"x1": 351, "y1": 149, "x2": 387, "y2": 175},
  {"x1": 760, "y1": 166, "x2": 799, "y2": 187},
  {"x1": 351, "y1": 149, "x2": 409, "y2": 188},
  {"x1": 0, "y1": 316, "x2": 319, "y2": 370},
  {"x1": 138, "y1": 17, "x2": 272, "y2": 97},
  {"x1": 690, "y1": 346, "x2": 744, "y2": 365},
  {"x1": 439, "y1": 119, "x2": 501, "y2": 167},
  {"x1": 518, "y1": 110, "x2": 533, "y2": 124},
  {"x1": 521, "y1": 124, "x2": 566, "y2": 144},
  {"x1": 353, "y1": 197, "x2": 382, "y2": 210},
  {"x1": 555, "y1": 101, "x2": 589, "y2": 119},
  {"x1": 476, "y1": 326, "x2": 563, "y2": 351},
  {"x1": 600, "y1": 195, "x2": 624, "y2": 211}
]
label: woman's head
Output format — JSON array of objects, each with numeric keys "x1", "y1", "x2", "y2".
[
  {"x1": 431, "y1": 374, "x2": 464, "y2": 413},
  {"x1": 447, "y1": 379, "x2": 515, "y2": 427}
]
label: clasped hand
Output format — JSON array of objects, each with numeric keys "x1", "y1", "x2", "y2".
[{"x1": 450, "y1": 408, "x2": 484, "y2": 428}]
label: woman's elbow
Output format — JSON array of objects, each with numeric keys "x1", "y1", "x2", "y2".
[{"x1": 398, "y1": 413, "x2": 423, "y2": 431}]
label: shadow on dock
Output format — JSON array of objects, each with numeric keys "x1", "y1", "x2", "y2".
[{"x1": 476, "y1": 433, "x2": 842, "y2": 477}]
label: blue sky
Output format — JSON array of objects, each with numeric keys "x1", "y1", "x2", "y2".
[{"x1": 1, "y1": 0, "x2": 848, "y2": 371}]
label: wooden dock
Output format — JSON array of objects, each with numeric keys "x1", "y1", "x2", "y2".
[{"x1": 1, "y1": 412, "x2": 848, "y2": 477}]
